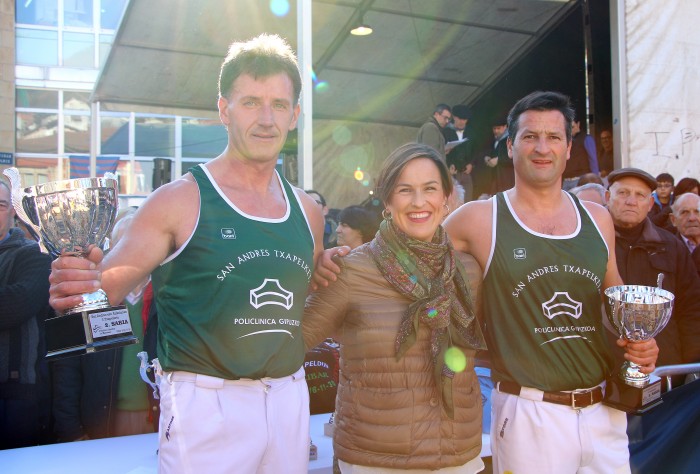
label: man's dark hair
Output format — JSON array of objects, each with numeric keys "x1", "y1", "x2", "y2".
[
  {"x1": 656, "y1": 173, "x2": 674, "y2": 185},
  {"x1": 218, "y1": 34, "x2": 302, "y2": 104},
  {"x1": 433, "y1": 103, "x2": 451, "y2": 115},
  {"x1": 507, "y1": 91, "x2": 575, "y2": 143},
  {"x1": 305, "y1": 189, "x2": 326, "y2": 207},
  {"x1": 338, "y1": 205, "x2": 379, "y2": 243},
  {"x1": 577, "y1": 173, "x2": 604, "y2": 186}
]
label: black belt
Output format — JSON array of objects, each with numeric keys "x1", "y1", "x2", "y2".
[{"x1": 498, "y1": 381, "x2": 604, "y2": 409}]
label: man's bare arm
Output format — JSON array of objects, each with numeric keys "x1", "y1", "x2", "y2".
[
  {"x1": 444, "y1": 199, "x2": 492, "y2": 270},
  {"x1": 297, "y1": 189, "x2": 326, "y2": 269},
  {"x1": 50, "y1": 177, "x2": 197, "y2": 311}
]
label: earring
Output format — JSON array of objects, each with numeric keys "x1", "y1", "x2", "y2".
[
  {"x1": 382, "y1": 209, "x2": 392, "y2": 220},
  {"x1": 444, "y1": 203, "x2": 450, "y2": 215}
]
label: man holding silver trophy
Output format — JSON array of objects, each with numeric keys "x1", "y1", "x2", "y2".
[
  {"x1": 605, "y1": 167, "x2": 700, "y2": 471},
  {"x1": 48, "y1": 34, "x2": 325, "y2": 474},
  {"x1": 443, "y1": 91, "x2": 660, "y2": 474},
  {"x1": 606, "y1": 167, "x2": 700, "y2": 388},
  {"x1": 3, "y1": 168, "x2": 138, "y2": 359}
]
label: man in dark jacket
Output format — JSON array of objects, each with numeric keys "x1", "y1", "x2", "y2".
[
  {"x1": 605, "y1": 168, "x2": 700, "y2": 385},
  {"x1": 416, "y1": 103, "x2": 452, "y2": 161},
  {"x1": 0, "y1": 180, "x2": 52, "y2": 449},
  {"x1": 483, "y1": 116, "x2": 512, "y2": 194},
  {"x1": 669, "y1": 193, "x2": 700, "y2": 280},
  {"x1": 443, "y1": 105, "x2": 475, "y2": 201}
]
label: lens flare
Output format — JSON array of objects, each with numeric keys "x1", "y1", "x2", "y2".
[
  {"x1": 314, "y1": 81, "x2": 329, "y2": 93},
  {"x1": 270, "y1": 0, "x2": 290, "y2": 17},
  {"x1": 445, "y1": 347, "x2": 467, "y2": 372},
  {"x1": 332, "y1": 125, "x2": 352, "y2": 146}
]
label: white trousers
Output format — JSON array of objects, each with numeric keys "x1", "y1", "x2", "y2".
[
  {"x1": 490, "y1": 387, "x2": 630, "y2": 474},
  {"x1": 157, "y1": 366, "x2": 310, "y2": 474}
]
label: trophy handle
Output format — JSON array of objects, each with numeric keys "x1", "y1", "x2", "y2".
[
  {"x1": 137, "y1": 351, "x2": 160, "y2": 399},
  {"x1": 2, "y1": 167, "x2": 47, "y2": 252}
]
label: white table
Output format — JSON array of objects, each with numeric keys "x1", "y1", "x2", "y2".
[
  {"x1": 0, "y1": 414, "x2": 332, "y2": 474},
  {"x1": 0, "y1": 414, "x2": 489, "y2": 473}
]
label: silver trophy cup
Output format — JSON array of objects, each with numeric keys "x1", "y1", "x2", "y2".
[
  {"x1": 3, "y1": 167, "x2": 138, "y2": 359},
  {"x1": 603, "y1": 284, "x2": 674, "y2": 412}
]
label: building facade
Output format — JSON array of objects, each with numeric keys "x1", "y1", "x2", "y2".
[{"x1": 3, "y1": 0, "x2": 226, "y2": 204}]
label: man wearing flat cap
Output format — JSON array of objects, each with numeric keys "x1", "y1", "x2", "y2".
[
  {"x1": 443, "y1": 105, "x2": 475, "y2": 201},
  {"x1": 484, "y1": 116, "x2": 513, "y2": 194},
  {"x1": 605, "y1": 167, "x2": 700, "y2": 383}
]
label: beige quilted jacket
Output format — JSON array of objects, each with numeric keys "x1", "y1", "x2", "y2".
[{"x1": 303, "y1": 244, "x2": 483, "y2": 470}]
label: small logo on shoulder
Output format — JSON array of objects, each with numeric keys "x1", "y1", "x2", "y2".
[
  {"x1": 221, "y1": 228, "x2": 236, "y2": 239},
  {"x1": 513, "y1": 248, "x2": 526, "y2": 259}
]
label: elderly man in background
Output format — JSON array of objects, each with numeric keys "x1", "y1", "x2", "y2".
[
  {"x1": 570, "y1": 182, "x2": 607, "y2": 206},
  {"x1": 670, "y1": 192, "x2": 700, "y2": 276},
  {"x1": 605, "y1": 168, "x2": 700, "y2": 383}
]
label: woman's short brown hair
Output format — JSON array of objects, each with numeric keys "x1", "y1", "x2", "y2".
[{"x1": 374, "y1": 143, "x2": 453, "y2": 206}]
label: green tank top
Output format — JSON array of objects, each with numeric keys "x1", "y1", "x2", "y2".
[
  {"x1": 152, "y1": 164, "x2": 314, "y2": 380},
  {"x1": 482, "y1": 192, "x2": 612, "y2": 391}
]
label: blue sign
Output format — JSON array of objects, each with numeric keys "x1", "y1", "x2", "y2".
[{"x1": 0, "y1": 152, "x2": 12, "y2": 165}]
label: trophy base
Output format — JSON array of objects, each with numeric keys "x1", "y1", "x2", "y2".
[
  {"x1": 603, "y1": 374, "x2": 663, "y2": 415},
  {"x1": 46, "y1": 304, "x2": 139, "y2": 360}
]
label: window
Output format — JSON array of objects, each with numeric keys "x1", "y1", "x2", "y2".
[
  {"x1": 182, "y1": 118, "x2": 227, "y2": 158},
  {"x1": 64, "y1": 0, "x2": 94, "y2": 28},
  {"x1": 16, "y1": 89, "x2": 58, "y2": 109},
  {"x1": 135, "y1": 117, "x2": 175, "y2": 157},
  {"x1": 63, "y1": 31, "x2": 95, "y2": 68},
  {"x1": 65, "y1": 114, "x2": 91, "y2": 153},
  {"x1": 16, "y1": 112, "x2": 59, "y2": 154},
  {"x1": 99, "y1": 33, "x2": 114, "y2": 67},
  {"x1": 16, "y1": 28, "x2": 58, "y2": 66},
  {"x1": 64, "y1": 91, "x2": 91, "y2": 110},
  {"x1": 15, "y1": 0, "x2": 58, "y2": 26},
  {"x1": 100, "y1": 115, "x2": 129, "y2": 155},
  {"x1": 100, "y1": 0, "x2": 127, "y2": 29},
  {"x1": 116, "y1": 159, "x2": 154, "y2": 195}
]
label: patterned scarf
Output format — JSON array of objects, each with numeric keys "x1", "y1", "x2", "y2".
[{"x1": 368, "y1": 219, "x2": 486, "y2": 418}]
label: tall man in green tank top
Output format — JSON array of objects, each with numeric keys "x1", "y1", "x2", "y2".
[
  {"x1": 443, "y1": 91, "x2": 660, "y2": 473},
  {"x1": 48, "y1": 34, "x2": 325, "y2": 473}
]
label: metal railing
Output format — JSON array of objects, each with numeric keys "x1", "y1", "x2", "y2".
[{"x1": 652, "y1": 363, "x2": 700, "y2": 391}]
